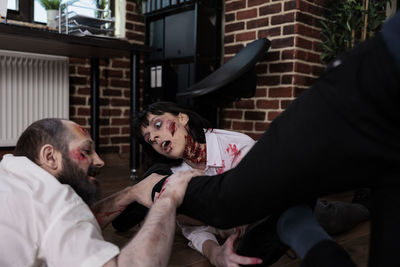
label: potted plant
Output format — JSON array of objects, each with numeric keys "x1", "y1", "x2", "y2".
[{"x1": 39, "y1": 0, "x2": 61, "y2": 28}]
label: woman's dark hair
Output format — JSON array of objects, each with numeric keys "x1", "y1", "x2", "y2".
[
  {"x1": 134, "y1": 102, "x2": 211, "y2": 167},
  {"x1": 14, "y1": 118, "x2": 70, "y2": 164}
]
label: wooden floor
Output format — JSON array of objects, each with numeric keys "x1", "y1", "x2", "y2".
[{"x1": 98, "y1": 162, "x2": 370, "y2": 267}]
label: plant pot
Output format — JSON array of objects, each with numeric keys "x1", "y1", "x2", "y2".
[{"x1": 46, "y1": 9, "x2": 58, "y2": 28}]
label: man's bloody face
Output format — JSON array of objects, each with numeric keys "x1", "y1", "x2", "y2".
[{"x1": 57, "y1": 122, "x2": 105, "y2": 205}]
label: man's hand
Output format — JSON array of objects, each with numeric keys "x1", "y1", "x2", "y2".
[
  {"x1": 208, "y1": 230, "x2": 263, "y2": 267},
  {"x1": 157, "y1": 169, "x2": 203, "y2": 207}
]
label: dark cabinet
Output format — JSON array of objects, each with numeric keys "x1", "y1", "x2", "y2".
[{"x1": 143, "y1": 0, "x2": 222, "y2": 105}]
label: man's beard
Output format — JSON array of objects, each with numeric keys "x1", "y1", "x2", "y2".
[{"x1": 57, "y1": 155, "x2": 101, "y2": 205}]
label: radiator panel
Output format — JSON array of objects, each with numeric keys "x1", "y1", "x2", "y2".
[{"x1": 0, "y1": 50, "x2": 69, "y2": 146}]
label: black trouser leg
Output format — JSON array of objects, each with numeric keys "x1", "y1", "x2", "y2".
[
  {"x1": 179, "y1": 32, "x2": 400, "y2": 228},
  {"x1": 369, "y1": 175, "x2": 400, "y2": 267}
]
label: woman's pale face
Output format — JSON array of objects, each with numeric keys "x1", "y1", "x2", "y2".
[{"x1": 141, "y1": 112, "x2": 189, "y2": 159}]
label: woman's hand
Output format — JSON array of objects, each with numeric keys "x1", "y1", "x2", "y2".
[{"x1": 205, "y1": 230, "x2": 263, "y2": 267}]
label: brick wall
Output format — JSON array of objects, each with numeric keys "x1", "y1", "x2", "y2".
[
  {"x1": 69, "y1": 0, "x2": 144, "y2": 160},
  {"x1": 222, "y1": 0, "x2": 327, "y2": 140}
]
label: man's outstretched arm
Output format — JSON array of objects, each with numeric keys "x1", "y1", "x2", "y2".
[{"x1": 103, "y1": 169, "x2": 203, "y2": 267}]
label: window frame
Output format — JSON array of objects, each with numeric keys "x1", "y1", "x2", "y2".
[{"x1": 7, "y1": 0, "x2": 34, "y2": 22}]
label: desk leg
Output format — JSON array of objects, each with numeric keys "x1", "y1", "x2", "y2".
[
  {"x1": 90, "y1": 58, "x2": 100, "y2": 151},
  {"x1": 130, "y1": 52, "x2": 139, "y2": 180}
]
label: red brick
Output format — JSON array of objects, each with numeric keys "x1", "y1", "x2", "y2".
[
  {"x1": 111, "y1": 136, "x2": 131, "y2": 144},
  {"x1": 247, "y1": 18, "x2": 269, "y2": 29},
  {"x1": 101, "y1": 108, "x2": 122, "y2": 116},
  {"x1": 255, "y1": 122, "x2": 270, "y2": 131},
  {"x1": 123, "y1": 109, "x2": 131, "y2": 117},
  {"x1": 125, "y1": 21, "x2": 134, "y2": 30},
  {"x1": 104, "y1": 89, "x2": 122, "y2": 97},
  {"x1": 282, "y1": 49, "x2": 294, "y2": 60},
  {"x1": 70, "y1": 96, "x2": 86, "y2": 105},
  {"x1": 225, "y1": 35, "x2": 235, "y2": 44},
  {"x1": 268, "y1": 111, "x2": 281, "y2": 121},
  {"x1": 100, "y1": 127, "x2": 120, "y2": 135},
  {"x1": 110, "y1": 79, "x2": 130, "y2": 88},
  {"x1": 254, "y1": 88, "x2": 267, "y2": 97},
  {"x1": 225, "y1": 22, "x2": 245, "y2": 33},
  {"x1": 293, "y1": 75, "x2": 316, "y2": 86},
  {"x1": 225, "y1": 44, "x2": 244, "y2": 55},
  {"x1": 222, "y1": 110, "x2": 243, "y2": 119},
  {"x1": 126, "y1": 2, "x2": 134, "y2": 11},
  {"x1": 77, "y1": 87, "x2": 90, "y2": 95},
  {"x1": 71, "y1": 117, "x2": 87, "y2": 126},
  {"x1": 112, "y1": 118, "x2": 130, "y2": 125},
  {"x1": 296, "y1": 37, "x2": 313, "y2": 50},
  {"x1": 111, "y1": 99, "x2": 130, "y2": 106},
  {"x1": 296, "y1": 12, "x2": 318, "y2": 27},
  {"x1": 258, "y1": 26, "x2": 281, "y2": 38},
  {"x1": 245, "y1": 111, "x2": 265, "y2": 121},
  {"x1": 99, "y1": 98, "x2": 110, "y2": 105},
  {"x1": 107, "y1": 69, "x2": 123, "y2": 78},
  {"x1": 299, "y1": 1, "x2": 325, "y2": 16},
  {"x1": 257, "y1": 75, "x2": 280, "y2": 86},
  {"x1": 237, "y1": 9, "x2": 257, "y2": 20},
  {"x1": 126, "y1": 13, "x2": 144, "y2": 23},
  {"x1": 236, "y1": 31, "x2": 256, "y2": 42},
  {"x1": 294, "y1": 62, "x2": 312, "y2": 74},
  {"x1": 256, "y1": 64, "x2": 268, "y2": 75},
  {"x1": 270, "y1": 62, "x2": 293, "y2": 73},
  {"x1": 271, "y1": 37, "x2": 294, "y2": 49},
  {"x1": 259, "y1": 3, "x2": 281, "y2": 16},
  {"x1": 232, "y1": 121, "x2": 253, "y2": 131},
  {"x1": 256, "y1": 99, "x2": 279, "y2": 109},
  {"x1": 99, "y1": 146, "x2": 119, "y2": 154},
  {"x1": 126, "y1": 32, "x2": 145, "y2": 42},
  {"x1": 296, "y1": 24, "x2": 320, "y2": 39},
  {"x1": 271, "y1": 12, "x2": 295, "y2": 25},
  {"x1": 225, "y1": 1, "x2": 246, "y2": 12},
  {"x1": 235, "y1": 99, "x2": 254, "y2": 109},
  {"x1": 248, "y1": 0, "x2": 270, "y2": 7},
  {"x1": 269, "y1": 87, "x2": 293, "y2": 98},
  {"x1": 134, "y1": 24, "x2": 145, "y2": 32},
  {"x1": 225, "y1": 13, "x2": 235, "y2": 22},
  {"x1": 121, "y1": 145, "x2": 130, "y2": 154},
  {"x1": 70, "y1": 76, "x2": 88, "y2": 85},
  {"x1": 264, "y1": 51, "x2": 280, "y2": 62},
  {"x1": 112, "y1": 59, "x2": 130, "y2": 68},
  {"x1": 284, "y1": 0, "x2": 297, "y2": 11},
  {"x1": 282, "y1": 74, "x2": 294, "y2": 84},
  {"x1": 283, "y1": 25, "x2": 295, "y2": 35},
  {"x1": 77, "y1": 107, "x2": 90, "y2": 116},
  {"x1": 121, "y1": 127, "x2": 130, "y2": 135},
  {"x1": 99, "y1": 118, "x2": 110, "y2": 125}
]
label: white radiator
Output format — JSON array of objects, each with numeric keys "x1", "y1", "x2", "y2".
[{"x1": 0, "y1": 50, "x2": 69, "y2": 146}]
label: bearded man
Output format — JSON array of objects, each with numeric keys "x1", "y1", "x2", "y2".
[{"x1": 0, "y1": 118, "x2": 201, "y2": 267}]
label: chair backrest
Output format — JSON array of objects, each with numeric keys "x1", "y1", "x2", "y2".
[{"x1": 176, "y1": 38, "x2": 271, "y2": 99}]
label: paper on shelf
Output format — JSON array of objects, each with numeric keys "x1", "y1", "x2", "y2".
[{"x1": 0, "y1": 0, "x2": 8, "y2": 18}]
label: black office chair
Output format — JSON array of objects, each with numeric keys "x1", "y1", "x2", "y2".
[{"x1": 176, "y1": 38, "x2": 271, "y2": 127}]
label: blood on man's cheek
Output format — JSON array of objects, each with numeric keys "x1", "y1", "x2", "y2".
[{"x1": 69, "y1": 147, "x2": 90, "y2": 164}]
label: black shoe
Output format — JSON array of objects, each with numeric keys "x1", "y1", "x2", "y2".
[
  {"x1": 352, "y1": 187, "x2": 372, "y2": 211},
  {"x1": 314, "y1": 199, "x2": 370, "y2": 235},
  {"x1": 112, "y1": 163, "x2": 172, "y2": 232},
  {"x1": 236, "y1": 214, "x2": 289, "y2": 266}
]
